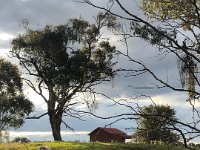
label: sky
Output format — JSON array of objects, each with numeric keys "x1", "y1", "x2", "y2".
[{"x1": 0, "y1": 0, "x2": 198, "y2": 142}]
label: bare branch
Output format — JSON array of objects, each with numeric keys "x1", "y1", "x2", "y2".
[{"x1": 26, "y1": 112, "x2": 48, "y2": 119}]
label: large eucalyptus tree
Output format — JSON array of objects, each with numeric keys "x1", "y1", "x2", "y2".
[{"x1": 11, "y1": 18, "x2": 116, "y2": 141}]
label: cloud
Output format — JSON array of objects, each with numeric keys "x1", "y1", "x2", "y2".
[
  {"x1": 0, "y1": 33, "x2": 14, "y2": 41},
  {"x1": 9, "y1": 131, "x2": 90, "y2": 141},
  {"x1": 23, "y1": 87, "x2": 48, "y2": 111},
  {"x1": 0, "y1": 49, "x2": 10, "y2": 58},
  {"x1": 10, "y1": 131, "x2": 90, "y2": 136},
  {"x1": 0, "y1": 0, "x2": 101, "y2": 34}
]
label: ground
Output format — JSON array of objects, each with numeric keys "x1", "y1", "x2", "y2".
[{"x1": 0, "y1": 141, "x2": 187, "y2": 150}]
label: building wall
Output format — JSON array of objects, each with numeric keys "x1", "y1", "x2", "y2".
[{"x1": 110, "y1": 134, "x2": 125, "y2": 142}]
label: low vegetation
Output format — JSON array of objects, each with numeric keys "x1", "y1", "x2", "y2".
[{"x1": 0, "y1": 141, "x2": 187, "y2": 150}]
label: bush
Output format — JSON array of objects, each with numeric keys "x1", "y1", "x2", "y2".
[{"x1": 12, "y1": 137, "x2": 31, "y2": 143}]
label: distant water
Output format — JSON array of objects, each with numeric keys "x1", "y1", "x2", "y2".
[{"x1": 9, "y1": 131, "x2": 90, "y2": 142}]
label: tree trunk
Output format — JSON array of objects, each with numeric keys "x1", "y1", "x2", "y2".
[
  {"x1": 48, "y1": 86, "x2": 63, "y2": 141},
  {"x1": 49, "y1": 114, "x2": 62, "y2": 141}
]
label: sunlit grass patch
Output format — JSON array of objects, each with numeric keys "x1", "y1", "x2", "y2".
[{"x1": 0, "y1": 142, "x2": 29, "y2": 150}]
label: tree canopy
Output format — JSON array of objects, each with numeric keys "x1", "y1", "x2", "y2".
[
  {"x1": 0, "y1": 58, "x2": 34, "y2": 131},
  {"x1": 11, "y1": 18, "x2": 116, "y2": 141},
  {"x1": 142, "y1": 0, "x2": 200, "y2": 27},
  {"x1": 135, "y1": 105, "x2": 179, "y2": 144}
]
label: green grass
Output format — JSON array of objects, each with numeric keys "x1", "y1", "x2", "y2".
[{"x1": 0, "y1": 142, "x2": 187, "y2": 150}]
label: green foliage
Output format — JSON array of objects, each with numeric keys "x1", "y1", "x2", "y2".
[
  {"x1": 12, "y1": 137, "x2": 31, "y2": 143},
  {"x1": 135, "y1": 105, "x2": 179, "y2": 144},
  {"x1": 130, "y1": 22, "x2": 170, "y2": 45},
  {"x1": 11, "y1": 18, "x2": 116, "y2": 89},
  {"x1": 0, "y1": 58, "x2": 34, "y2": 131},
  {"x1": 97, "y1": 11, "x2": 120, "y2": 30},
  {"x1": 142, "y1": 0, "x2": 200, "y2": 24},
  {"x1": 142, "y1": 0, "x2": 200, "y2": 32},
  {"x1": 0, "y1": 59, "x2": 22, "y2": 94},
  {"x1": 177, "y1": 54, "x2": 197, "y2": 100}
]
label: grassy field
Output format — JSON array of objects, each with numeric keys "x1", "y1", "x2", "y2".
[{"x1": 0, "y1": 141, "x2": 187, "y2": 150}]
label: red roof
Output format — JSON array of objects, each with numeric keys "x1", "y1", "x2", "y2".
[
  {"x1": 89, "y1": 127, "x2": 132, "y2": 139},
  {"x1": 102, "y1": 128, "x2": 126, "y2": 135}
]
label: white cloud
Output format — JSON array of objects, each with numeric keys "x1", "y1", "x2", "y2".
[
  {"x1": 0, "y1": 33, "x2": 14, "y2": 41},
  {"x1": 0, "y1": 48, "x2": 10, "y2": 58},
  {"x1": 9, "y1": 130, "x2": 90, "y2": 141},
  {"x1": 24, "y1": 88, "x2": 48, "y2": 111},
  {"x1": 9, "y1": 131, "x2": 89, "y2": 137}
]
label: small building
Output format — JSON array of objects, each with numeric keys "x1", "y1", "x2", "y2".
[{"x1": 89, "y1": 127, "x2": 131, "y2": 143}]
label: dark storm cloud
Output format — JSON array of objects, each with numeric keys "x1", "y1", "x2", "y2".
[{"x1": 0, "y1": 0, "x2": 100, "y2": 33}]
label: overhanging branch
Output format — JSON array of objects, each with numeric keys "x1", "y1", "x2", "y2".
[{"x1": 26, "y1": 112, "x2": 48, "y2": 119}]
